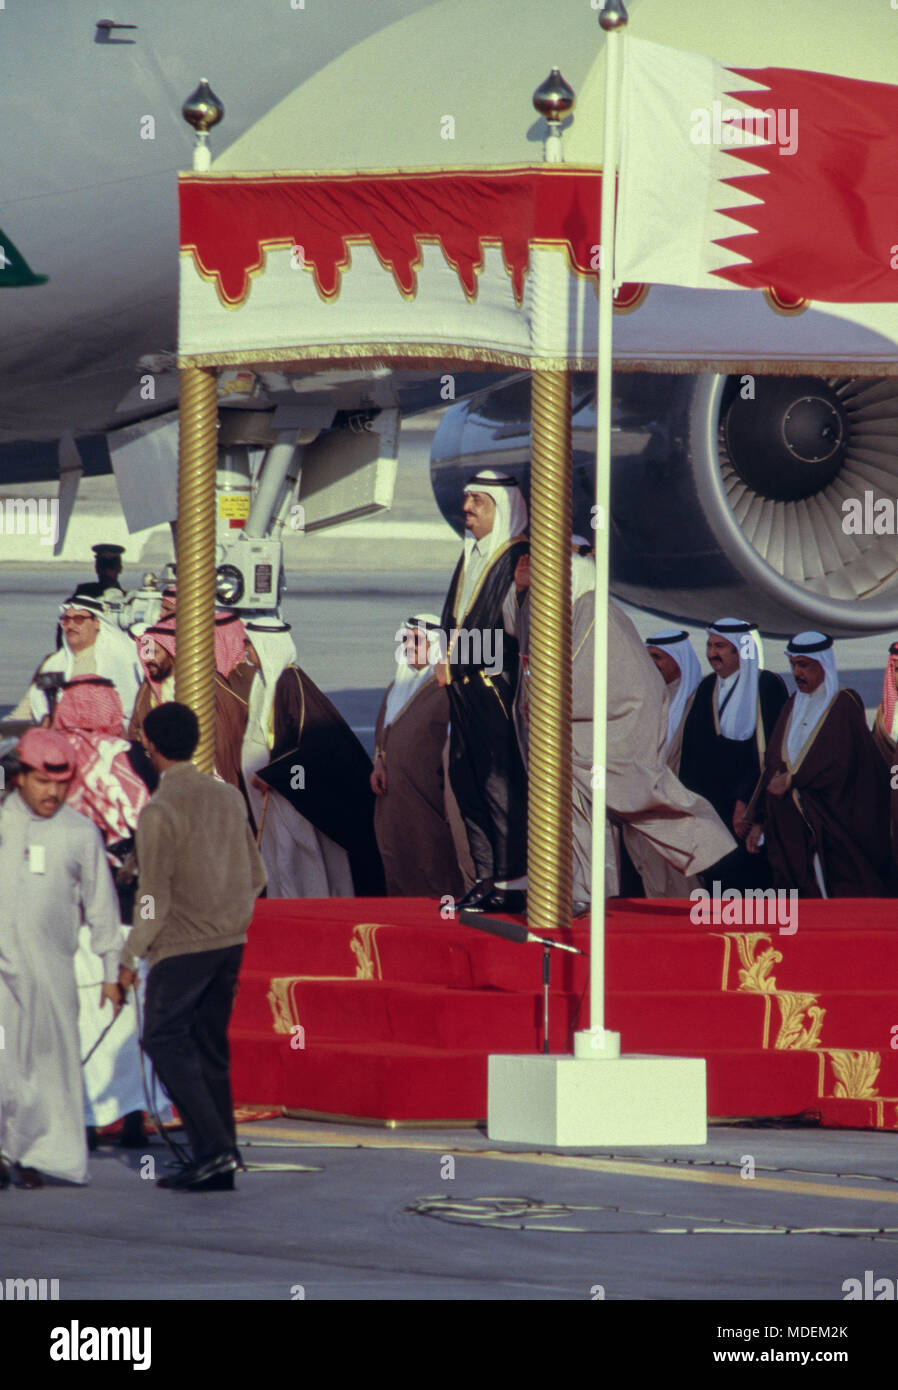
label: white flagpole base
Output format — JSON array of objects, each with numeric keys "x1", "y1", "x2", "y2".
[
  {"x1": 487, "y1": 1054, "x2": 707, "y2": 1146},
  {"x1": 574, "y1": 1028, "x2": 621, "y2": 1059}
]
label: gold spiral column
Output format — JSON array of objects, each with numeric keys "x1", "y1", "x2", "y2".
[
  {"x1": 175, "y1": 364, "x2": 218, "y2": 772},
  {"x1": 527, "y1": 367, "x2": 573, "y2": 935}
]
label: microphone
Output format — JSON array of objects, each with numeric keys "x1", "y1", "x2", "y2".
[{"x1": 458, "y1": 909, "x2": 586, "y2": 955}]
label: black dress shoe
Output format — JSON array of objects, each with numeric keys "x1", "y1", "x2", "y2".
[
  {"x1": 157, "y1": 1151, "x2": 238, "y2": 1191},
  {"x1": 456, "y1": 878, "x2": 493, "y2": 910},
  {"x1": 177, "y1": 1152, "x2": 239, "y2": 1192},
  {"x1": 0, "y1": 1157, "x2": 11, "y2": 1189},
  {"x1": 155, "y1": 1164, "x2": 197, "y2": 1189},
  {"x1": 184, "y1": 1169, "x2": 235, "y2": 1192},
  {"x1": 465, "y1": 889, "x2": 527, "y2": 916},
  {"x1": 16, "y1": 1166, "x2": 44, "y2": 1189},
  {"x1": 86, "y1": 1126, "x2": 99, "y2": 1153}
]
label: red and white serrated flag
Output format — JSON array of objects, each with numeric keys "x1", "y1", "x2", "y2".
[{"x1": 615, "y1": 37, "x2": 898, "y2": 304}]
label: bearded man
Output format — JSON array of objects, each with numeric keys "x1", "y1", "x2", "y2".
[
  {"x1": 747, "y1": 633, "x2": 892, "y2": 896},
  {"x1": 129, "y1": 612, "x2": 251, "y2": 790},
  {"x1": 679, "y1": 617, "x2": 788, "y2": 890}
]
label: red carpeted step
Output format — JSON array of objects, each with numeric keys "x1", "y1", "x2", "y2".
[
  {"x1": 233, "y1": 979, "x2": 580, "y2": 1050},
  {"x1": 745, "y1": 931, "x2": 898, "y2": 993},
  {"x1": 244, "y1": 905, "x2": 569, "y2": 991},
  {"x1": 606, "y1": 932, "x2": 731, "y2": 991},
  {"x1": 606, "y1": 991, "x2": 770, "y2": 1050},
  {"x1": 230, "y1": 898, "x2": 898, "y2": 1128},
  {"x1": 230, "y1": 1030, "x2": 292, "y2": 1107},
  {"x1": 702, "y1": 1049, "x2": 826, "y2": 1118},
  {"x1": 818, "y1": 1097, "x2": 898, "y2": 1131},
  {"x1": 772, "y1": 992, "x2": 898, "y2": 1050},
  {"x1": 229, "y1": 1032, "x2": 827, "y2": 1123},
  {"x1": 231, "y1": 1034, "x2": 489, "y2": 1121}
]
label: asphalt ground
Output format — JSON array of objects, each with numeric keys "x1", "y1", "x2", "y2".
[{"x1": 3, "y1": 1117, "x2": 898, "y2": 1303}]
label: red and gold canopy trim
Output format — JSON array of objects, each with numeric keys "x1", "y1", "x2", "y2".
[{"x1": 180, "y1": 166, "x2": 609, "y2": 309}]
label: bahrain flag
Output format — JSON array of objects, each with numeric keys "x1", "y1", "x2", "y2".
[{"x1": 615, "y1": 37, "x2": 898, "y2": 305}]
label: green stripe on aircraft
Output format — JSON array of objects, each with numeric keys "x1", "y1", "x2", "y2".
[{"x1": 0, "y1": 228, "x2": 48, "y2": 286}]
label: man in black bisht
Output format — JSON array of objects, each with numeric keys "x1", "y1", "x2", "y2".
[
  {"x1": 247, "y1": 618, "x2": 386, "y2": 897},
  {"x1": 437, "y1": 469, "x2": 529, "y2": 914},
  {"x1": 678, "y1": 617, "x2": 789, "y2": 890}
]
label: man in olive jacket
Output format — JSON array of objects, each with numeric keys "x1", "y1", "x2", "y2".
[{"x1": 119, "y1": 702, "x2": 266, "y2": 1192}]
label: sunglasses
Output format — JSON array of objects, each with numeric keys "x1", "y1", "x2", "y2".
[{"x1": 61, "y1": 613, "x2": 98, "y2": 624}]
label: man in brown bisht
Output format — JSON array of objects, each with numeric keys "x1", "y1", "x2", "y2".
[
  {"x1": 871, "y1": 640, "x2": 898, "y2": 866},
  {"x1": 371, "y1": 613, "x2": 463, "y2": 898},
  {"x1": 247, "y1": 618, "x2": 385, "y2": 896},
  {"x1": 746, "y1": 632, "x2": 892, "y2": 896},
  {"x1": 129, "y1": 611, "x2": 251, "y2": 792}
]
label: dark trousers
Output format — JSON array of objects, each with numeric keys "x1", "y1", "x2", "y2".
[
  {"x1": 447, "y1": 673, "x2": 527, "y2": 882},
  {"x1": 142, "y1": 944, "x2": 243, "y2": 1166}
]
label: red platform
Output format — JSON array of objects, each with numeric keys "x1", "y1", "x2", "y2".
[{"x1": 229, "y1": 897, "x2": 898, "y2": 1129}]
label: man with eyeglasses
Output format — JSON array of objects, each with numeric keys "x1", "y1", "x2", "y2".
[{"x1": 13, "y1": 596, "x2": 141, "y2": 726}]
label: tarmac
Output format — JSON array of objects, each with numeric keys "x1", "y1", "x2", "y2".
[{"x1": 3, "y1": 1115, "x2": 898, "y2": 1303}]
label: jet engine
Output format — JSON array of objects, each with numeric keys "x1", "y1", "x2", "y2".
[{"x1": 430, "y1": 372, "x2": 898, "y2": 637}]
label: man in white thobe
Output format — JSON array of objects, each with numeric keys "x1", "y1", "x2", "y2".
[{"x1": 0, "y1": 729, "x2": 122, "y2": 1187}]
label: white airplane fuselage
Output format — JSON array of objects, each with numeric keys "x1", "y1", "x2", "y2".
[{"x1": 0, "y1": 0, "x2": 431, "y2": 445}]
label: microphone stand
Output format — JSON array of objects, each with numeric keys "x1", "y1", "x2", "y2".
[{"x1": 458, "y1": 910, "x2": 587, "y2": 1055}]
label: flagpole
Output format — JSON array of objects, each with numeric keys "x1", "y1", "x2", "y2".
[
  {"x1": 574, "y1": 0, "x2": 628, "y2": 1060},
  {"x1": 483, "y1": 2, "x2": 705, "y2": 1144}
]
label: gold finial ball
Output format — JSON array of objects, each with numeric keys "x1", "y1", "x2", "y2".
[
  {"x1": 182, "y1": 80, "x2": 225, "y2": 135},
  {"x1": 599, "y1": 1, "x2": 629, "y2": 31},
  {"x1": 532, "y1": 68, "x2": 575, "y2": 125}
]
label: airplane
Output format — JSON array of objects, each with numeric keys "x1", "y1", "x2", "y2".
[{"x1": 2, "y1": 0, "x2": 897, "y2": 637}]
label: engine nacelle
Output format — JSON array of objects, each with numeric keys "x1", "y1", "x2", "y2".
[{"x1": 430, "y1": 372, "x2": 898, "y2": 637}]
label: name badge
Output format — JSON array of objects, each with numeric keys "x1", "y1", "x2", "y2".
[{"x1": 28, "y1": 845, "x2": 46, "y2": 874}]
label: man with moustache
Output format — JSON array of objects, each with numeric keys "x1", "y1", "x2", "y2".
[
  {"x1": 746, "y1": 633, "x2": 892, "y2": 897},
  {"x1": 129, "y1": 613, "x2": 251, "y2": 792},
  {"x1": 13, "y1": 596, "x2": 141, "y2": 726},
  {"x1": 0, "y1": 729, "x2": 121, "y2": 1188},
  {"x1": 679, "y1": 617, "x2": 788, "y2": 890},
  {"x1": 437, "y1": 469, "x2": 528, "y2": 914}
]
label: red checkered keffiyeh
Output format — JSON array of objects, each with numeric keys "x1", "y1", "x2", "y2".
[{"x1": 53, "y1": 675, "x2": 150, "y2": 845}]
